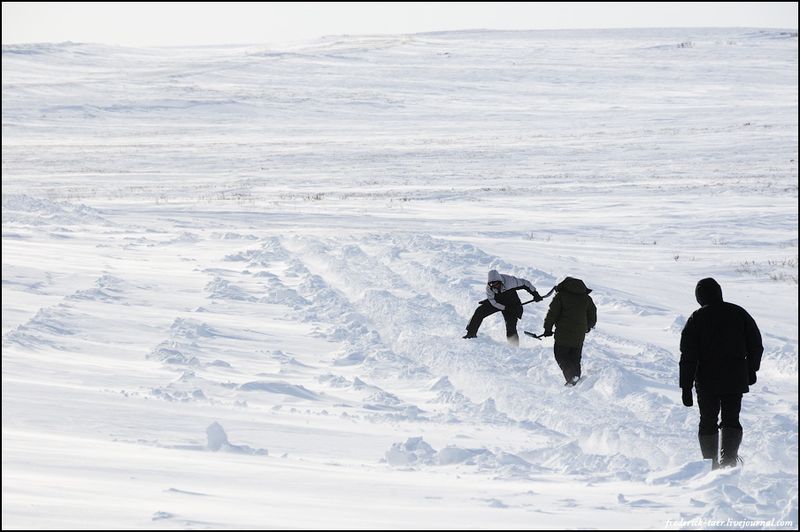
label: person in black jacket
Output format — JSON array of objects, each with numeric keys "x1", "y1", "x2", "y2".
[{"x1": 679, "y1": 278, "x2": 763, "y2": 469}]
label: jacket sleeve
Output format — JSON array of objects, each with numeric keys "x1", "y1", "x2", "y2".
[
  {"x1": 486, "y1": 285, "x2": 505, "y2": 310},
  {"x1": 744, "y1": 310, "x2": 763, "y2": 373},
  {"x1": 543, "y1": 294, "x2": 562, "y2": 333},
  {"x1": 501, "y1": 274, "x2": 535, "y2": 293},
  {"x1": 679, "y1": 314, "x2": 699, "y2": 389},
  {"x1": 587, "y1": 296, "x2": 597, "y2": 329}
]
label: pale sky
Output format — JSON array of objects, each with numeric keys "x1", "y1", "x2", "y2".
[{"x1": 3, "y1": 2, "x2": 797, "y2": 47}]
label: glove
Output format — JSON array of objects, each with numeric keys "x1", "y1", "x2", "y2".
[
  {"x1": 681, "y1": 388, "x2": 693, "y2": 407},
  {"x1": 525, "y1": 287, "x2": 541, "y2": 301},
  {"x1": 748, "y1": 370, "x2": 757, "y2": 385},
  {"x1": 542, "y1": 330, "x2": 553, "y2": 337}
]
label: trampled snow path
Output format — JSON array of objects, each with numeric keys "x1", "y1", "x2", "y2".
[
  {"x1": 3, "y1": 28, "x2": 798, "y2": 529},
  {"x1": 3, "y1": 222, "x2": 796, "y2": 527}
]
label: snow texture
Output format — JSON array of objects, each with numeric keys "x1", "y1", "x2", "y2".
[{"x1": 2, "y1": 28, "x2": 798, "y2": 529}]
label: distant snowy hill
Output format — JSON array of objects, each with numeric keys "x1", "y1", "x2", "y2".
[{"x1": 2, "y1": 28, "x2": 797, "y2": 529}]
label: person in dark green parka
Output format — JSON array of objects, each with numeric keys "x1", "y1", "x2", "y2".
[{"x1": 543, "y1": 277, "x2": 597, "y2": 385}]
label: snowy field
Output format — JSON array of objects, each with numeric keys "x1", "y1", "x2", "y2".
[{"x1": 2, "y1": 28, "x2": 798, "y2": 529}]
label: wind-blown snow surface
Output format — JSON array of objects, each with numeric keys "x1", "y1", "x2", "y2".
[{"x1": 2, "y1": 28, "x2": 798, "y2": 529}]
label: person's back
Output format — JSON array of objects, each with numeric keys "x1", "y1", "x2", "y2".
[
  {"x1": 682, "y1": 300, "x2": 762, "y2": 395},
  {"x1": 680, "y1": 278, "x2": 762, "y2": 395},
  {"x1": 544, "y1": 277, "x2": 597, "y2": 348},
  {"x1": 543, "y1": 277, "x2": 597, "y2": 385},
  {"x1": 679, "y1": 277, "x2": 763, "y2": 469}
]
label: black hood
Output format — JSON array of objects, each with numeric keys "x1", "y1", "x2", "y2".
[
  {"x1": 695, "y1": 278, "x2": 723, "y2": 306},
  {"x1": 557, "y1": 277, "x2": 592, "y2": 295}
]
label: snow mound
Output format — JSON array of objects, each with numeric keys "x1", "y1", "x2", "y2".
[
  {"x1": 647, "y1": 460, "x2": 709, "y2": 485},
  {"x1": 3, "y1": 305, "x2": 77, "y2": 350},
  {"x1": 2, "y1": 194, "x2": 111, "y2": 226},
  {"x1": 148, "y1": 342, "x2": 200, "y2": 366},
  {"x1": 66, "y1": 274, "x2": 130, "y2": 303},
  {"x1": 206, "y1": 422, "x2": 268, "y2": 455},
  {"x1": 237, "y1": 381, "x2": 320, "y2": 401},
  {"x1": 169, "y1": 318, "x2": 218, "y2": 339},
  {"x1": 385, "y1": 438, "x2": 541, "y2": 476},
  {"x1": 205, "y1": 277, "x2": 259, "y2": 302},
  {"x1": 384, "y1": 437, "x2": 437, "y2": 466}
]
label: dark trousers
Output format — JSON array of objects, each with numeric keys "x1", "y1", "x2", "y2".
[
  {"x1": 466, "y1": 301, "x2": 519, "y2": 337},
  {"x1": 697, "y1": 392, "x2": 743, "y2": 434},
  {"x1": 554, "y1": 344, "x2": 582, "y2": 383}
]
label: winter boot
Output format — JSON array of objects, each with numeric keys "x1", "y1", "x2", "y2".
[
  {"x1": 698, "y1": 432, "x2": 720, "y2": 470},
  {"x1": 463, "y1": 332, "x2": 477, "y2": 339},
  {"x1": 719, "y1": 427, "x2": 743, "y2": 468},
  {"x1": 507, "y1": 334, "x2": 520, "y2": 347}
]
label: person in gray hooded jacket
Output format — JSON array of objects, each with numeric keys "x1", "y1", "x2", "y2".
[{"x1": 463, "y1": 270, "x2": 542, "y2": 346}]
